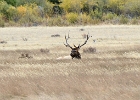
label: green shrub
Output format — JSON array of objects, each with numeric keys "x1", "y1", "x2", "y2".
[
  {"x1": 4, "y1": 0, "x2": 17, "y2": 6},
  {"x1": 47, "y1": 16, "x2": 67, "y2": 26},
  {"x1": 103, "y1": 12, "x2": 117, "y2": 20},
  {"x1": 107, "y1": 0, "x2": 123, "y2": 15},
  {"x1": 131, "y1": 18, "x2": 139, "y2": 24},
  {"x1": 0, "y1": 1, "x2": 10, "y2": 18},
  {"x1": 6, "y1": 6, "x2": 18, "y2": 20},
  {"x1": 4, "y1": 20, "x2": 18, "y2": 27},
  {"x1": 18, "y1": 15, "x2": 42, "y2": 26},
  {"x1": 60, "y1": 0, "x2": 81, "y2": 13},
  {"x1": 17, "y1": 3, "x2": 43, "y2": 26},
  {"x1": 81, "y1": 13, "x2": 92, "y2": 24},
  {"x1": 124, "y1": 0, "x2": 140, "y2": 17},
  {"x1": 92, "y1": 19, "x2": 101, "y2": 25},
  {"x1": 120, "y1": 16, "x2": 129, "y2": 24},
  {"x1": 90, "y1": 10, "x2": 102, "y2": 19},
  {"x1": 0, "y1": 14, "x2": 4, "y2": 27},
  {"x1": 44, "y1": 1, "x2": 53, "y2": 17},
  {"x1": 66, "y1": 13, "x2": 78, "y2": 23},
  {"x1": 0, "y1": 20, "x2": 4, "y2": 27}
]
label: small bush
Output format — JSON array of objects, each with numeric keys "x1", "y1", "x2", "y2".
[
  {"x1": 40, "y1": 48, "x2": 50, "y2": 53},
  {"x1": 44, "y1": 1, "x2": 53, "y2": 17},
  {"x1": 81, "y1": 13, "x2": 92, "y2": 24},
  {"x1": 60, "y1": 0, "x2": 81, "y2": 13},
  {"x1": 18, "y1": 14, "x2": 42, "y2": 26},
  {"x1": 120, "y1": 16, "x2": 129, "y2": 24},
  {"x1": 0, "y1": 20, "x2": 4, "y2": 27},
  {"x1": 83, "y1": 47, "x2": 96, "y2": 53},
  {"x1": 4, "y1": 21, "x2": 17, "y2": 27},
  {"x1": 92, "y1": 19, "x2": 101, "y2": 25},
  {"x1": 109, "y1": 17, "x2": 120, "y2": 24},
  {"x1": 47, "y1": 16, "x2": 68, "y2": 26},
  {"x1": 103, "y1": 12, "x2": 117, "y2": 20},
  {"x1": 6, "y1": 6, "x2": 17, "y2": 20},
  {"x1": 0, "y1": 14, "x2": 4, "y2": 27},
  {"x1": 131, "y1": 18, "x2": 139, "y2": 25},
  {"x1": 66, "y1": 13, "x2": 78, "y2": 24},
  {"x1": 90, "y1": 10, "x2": 102, "y2": 20}
]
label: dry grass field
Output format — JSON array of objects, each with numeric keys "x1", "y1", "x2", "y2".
[{"x1": 0, "y1": 25, "x2": 140, "y2": 100}]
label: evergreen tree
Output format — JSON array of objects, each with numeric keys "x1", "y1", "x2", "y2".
[
  {"x1": 4, "y1": 0, "x2": 17, "y2": 6},
  {"x1": 48, "y1": 0, "x2": 62, "y2": 4}
]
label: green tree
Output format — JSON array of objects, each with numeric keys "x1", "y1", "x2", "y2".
[
  {"x1": 123, "y1": 0, "x2": 140, "y2": 17},
  {"x1": 4, "y1": 0, "x2": 17, "y2": 6},
  {"x1": 60, "y1": 0, "x2": 81, "y2": 13},
  {"x1": 16, "y1": 0, "x2": 46, "y2": 6},
  {"x1": 48, "y1": 0, "x2": 62, "y2": 4}
]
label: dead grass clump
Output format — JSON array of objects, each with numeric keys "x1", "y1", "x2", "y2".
[
  {"x1": 40, "y1": 48, "x2": 50, "y2": 53},
  {"x1": 80, "y1": 28, "x2": 84, "y2": 31},
  {"x1": 83, "y1": 47, "x2": 96, "y2": 53},
  {"x1": 0, "y1": 40, "x2": 7, "y2": 44},
  {"x1": 51, "y1": 34, "x2": 60, "y2": 37},
  {"x1": 18, "y1": 53, "x2": 33, "y2": 59}
]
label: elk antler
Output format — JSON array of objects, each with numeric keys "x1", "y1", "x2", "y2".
[
  {"x1": 64, "y1": 34, "x2": 73, "y2": 49},
  {"x1": 79, "y1": 34, "x2": 90, "y2": 48}
]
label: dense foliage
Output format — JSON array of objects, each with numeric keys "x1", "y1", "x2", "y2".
[{"x1": 0, "y1": 0, "x2": 140, "y2": 27}]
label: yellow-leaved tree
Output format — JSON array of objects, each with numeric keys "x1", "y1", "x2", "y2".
[{"x1": 17, "y1": 5, "x2": 26, "y2": 17}]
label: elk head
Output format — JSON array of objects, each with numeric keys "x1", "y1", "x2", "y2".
[{"x1": 64, "y1": 34, "x2": 90, "y2": 59}]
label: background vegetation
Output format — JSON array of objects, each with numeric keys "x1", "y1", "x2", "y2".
[{"x1": 0, "y1": 0, "x2": 140, "y2": 27}]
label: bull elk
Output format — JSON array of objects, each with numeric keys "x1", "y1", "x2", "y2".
[{"x1": 64, "y1": 34, "x2": 90, "y2": 59}]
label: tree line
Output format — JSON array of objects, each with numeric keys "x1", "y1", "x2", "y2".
[{"x1": 0, "y1": 0, "x2": 140, "y2": 27}]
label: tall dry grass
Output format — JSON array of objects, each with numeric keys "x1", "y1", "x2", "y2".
[{"x1": 0, "y1": 45, "x2": 140, "y2": 100}]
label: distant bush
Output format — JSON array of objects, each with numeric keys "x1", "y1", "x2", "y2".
[
  {"x1": 4, "y1": 0, "x2": 17, "y2": 6},
  {"x1": 4, "y1": 20, "x2": 17, "y2": 27},
  {"x1": 6, "y1": 6, "x2": 18, "y2": 20},
  {"x1": 92, "y1": 19, "x2": 101, "y2": 25},
  {"x1": 0, "y1": 1, "x2": 10, "y2": 19},
  {"x1": 90, "y1": 10, "x2": 102, "y2": 20},
  {"x1": 131, "y1": 18, "x2": 139, "y2": 24},
  {"x1": 44, "y1": 1, "x2": 53, "y2": 17},
  {"x1": 123, "y1": 0, "x2": 140, "y2": 17},
  {"x1": 0, "y1": 14, "x2": 4, "y2": 27},
  {"x1": 81, "y1": 13, "x2": 92, "y2": 24},
  {"x1": 60, "y1": 0, "x2": 81, "y2": 13},
  {"x1": 0, "y1": 20, "x2": 4, "y2": 27},
  {"x1": 16, "y1": 3, "x2": 43, "y2": 26},
  {"x1": 17, "y1": 5, "x2": 26, "y2": 17},
  {"x1": 1, "y1": 0, "x2": 140, "y2": 26},
  {"x1": 120, "y1": 16, "x2": 129, "y2": 24},
  {"x1": 103, "y1": 12, "x2": 117, "y2": 20},
  {"x1": 66, "y1": 13, "x2": 78, "y2": 24},
  {"x1": 47, "y1": 16, "x2": 68, "y2": 26}
]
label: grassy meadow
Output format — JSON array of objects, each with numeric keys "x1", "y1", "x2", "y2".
[{"x1": 0, "y1": 25, "x2": 140, "y2": 100}]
